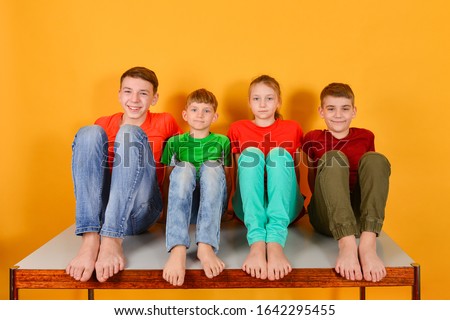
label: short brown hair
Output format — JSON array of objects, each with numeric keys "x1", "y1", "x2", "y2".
[
  {"x1": 120, "y1": 67, "x2": 159, "y2": 93},
  {"x1": 186, "y1": 88, "x2": 218, "y2": 111},
  {"x1": 320, "y1": 83, "x2": 355, "y2": 105}
]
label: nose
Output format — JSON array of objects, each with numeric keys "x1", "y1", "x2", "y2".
[{"x1": 131, "y1": 92, "x2": 140, "y2": 102}]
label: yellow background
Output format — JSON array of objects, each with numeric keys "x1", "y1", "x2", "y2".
[{"x1": 1, "y1": 0, "x2": 449, "y2": 300}]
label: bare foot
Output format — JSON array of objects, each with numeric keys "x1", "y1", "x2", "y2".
[
  {"x1": 66, "y1": 232, "x2": 100, "y2": 282},
  {"x1": 267, "y1": 242, "x2": 292, "y2": 281},
  {"x1": 197, "y1": 243, "x2": 225, "y2": 279},
  {"x1": 359, "y1": 231, "x2": 386, "y2": 282},
  {"x1": 94, "y1": 236, "x2": 125, "y2": 282},
  {"x1": 335, "y1": 235, "x2": 363, "y2": 281},
  {"x1": 242, "y1": 241, "x2": 267, "y2": 279},
  {"x1": 163, "y1": 245, "x2": 187, "y2": 286}
]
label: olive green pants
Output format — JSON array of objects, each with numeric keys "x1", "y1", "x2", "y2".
[{"x1": 308, "y1": 151, "x2": 391, "y2": 240}]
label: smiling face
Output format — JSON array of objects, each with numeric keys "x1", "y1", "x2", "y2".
[
  {"x1": 249, "y1": 82, "x2": 280, "y2": 126},
  {"x1": 182, "y1": 102, "x2": 218, "y2": 137},
  {"x1": 118, "y1": 76, "x2": 158, "y2": 126},
  {"x1": 319, "y1": 95, "x2": 357, "y2": 139}
]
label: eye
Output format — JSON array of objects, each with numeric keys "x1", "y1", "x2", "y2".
[
  {"x1": 252, "y1": 97, "x2": 260, "y2": 101},
  {"x1": 140, "y1": 92, "x2": 148, "y2": 96}
]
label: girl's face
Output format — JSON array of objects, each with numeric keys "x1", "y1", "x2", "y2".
[{"x1": 249, "y1": 82, "x2": 280, "y2": 122}]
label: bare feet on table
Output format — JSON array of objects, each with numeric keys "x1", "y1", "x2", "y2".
[
  {"x1": 65, "y1": 232, "x2": 100, "y2": 282},
  {"x1": 163, "y1": 245, "x2": 187, "y2": 286},
  {"x1": 197, "y1": 243, "x2": 225, "y2": 279},
  {"x1": 267, "y1": 242, "x2": 292, "y2": 281},
  {"x1": 335, "y1": 235, "x2": 363, "y2": 281},
  {"x1": 359, "y1": 231, "x2": 386, "y2": 282},
  {"x1": 242, "y1": 241, "x2": 267, "y2": 279},
  {"x1": 94, "y1": 236, "x2": 125, "y2": 283}
]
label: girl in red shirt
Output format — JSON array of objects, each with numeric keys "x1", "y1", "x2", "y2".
[{"x1": 228, "y1": 75, "x2": 304, "y2": 281}]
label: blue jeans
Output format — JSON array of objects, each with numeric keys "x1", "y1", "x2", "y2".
[
  {"x1": 232, "y1": 147, "x2": 304, "y2": 247},
  {"x1": 165, "y1": 161, "x2": 227, "y2": 252},
  {"x1": 72, "y1": 125, "x2": 162, "y2": 238}
]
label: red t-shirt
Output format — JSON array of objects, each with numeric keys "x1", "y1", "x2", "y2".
[
  {"x1": 227, "y1": 119, "x2": 303, "y2": 158},
  {"x1": 302, "y1": 128, "x2": 375, "y2": 190},
  {"x1": 94, "y1": 111, "x2": 182, "y2": 190}
]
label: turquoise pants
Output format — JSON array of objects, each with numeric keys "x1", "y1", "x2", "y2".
[{"x1": 232, "y1": 147, "x2": 304, "y2": 247}]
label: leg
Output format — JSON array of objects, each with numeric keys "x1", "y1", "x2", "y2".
[
  {"x1": 357, "y1": 152, "x2": 391, "y2": 282},
  {"x1": 232, "y1": 147, "x2": 268, "y2": 279},
  {"x1": 66, "y1": 125, "x2": 109, "y2": 282},
  {"x1": 96, "y1": 125, "x2": 162, "y2": 282},
  {"x1": 309, "y1": 151, "x2": 362, "y2": 281},
  {"x1": 196, "y1": 161, "x2": 227, "y2": 279},
  {"x1": 265, "y1": 148, "x2": 303, "y2": 280},
  {"x1": 163, "y1": 162, "x2": 196, "y2": 286}
]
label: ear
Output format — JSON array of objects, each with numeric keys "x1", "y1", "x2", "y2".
[
  {"x1": 212, "y1": 112, "x2": 219, "y2": 123},
  {"x1": 182, "y1": 110, "x2": 188, "y2": 121},
  {"x1": 318, "y1": 106, "x2": 325, "y2": 118},
  {"x1": 352, "y1": 105, "x2": 357, "y2": 118},
  {"x1": 151, "y1": 93, "x2": 159, "y2": 106}
]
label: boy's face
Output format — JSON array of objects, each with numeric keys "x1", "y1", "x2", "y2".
[
  {"x1": 118, "y1": 76, "x2": 158, "y2": 125},
  {"x1": 182, "y1": 102, "x2": 218, "y2": 132},
  {"x1": 319, "y1": 96, "x2": 356, "y2": 138}
]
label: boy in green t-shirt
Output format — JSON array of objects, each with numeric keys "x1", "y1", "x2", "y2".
[{"x1": 161, "y1": 88, "x2": 231, "y2": 286}]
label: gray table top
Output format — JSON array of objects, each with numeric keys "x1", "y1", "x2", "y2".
[{"x1": 15, "y1": 218, "x2": 414, "y2": 270}]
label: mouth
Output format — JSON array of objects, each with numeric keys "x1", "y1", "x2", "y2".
[{"x1": 127, "y1": 105, "x2": 142, "y2": 112}]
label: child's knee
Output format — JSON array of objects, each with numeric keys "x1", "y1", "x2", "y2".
[
  {"x1": 116, "y1": 124, "x2": 146, "y2": 141},
  {"x1": 238, "y1": 147, "x2": 264, "y2": 168},
  {"x1": 319, "y1": 150, "x2": 349, "y2": 168},
  {"x1": 267, "y1": 147, "x2": 294, "y2": 168},
  {"x1": 172, "y1": 162, "x2": 196, "y2": 179},
  {"x1": 74, "y1": 125, "x2": 107, "y2": 148},
  {"x1": 359, "y1": 152, "x2": 391, "y2": 173},
  {"x1": 199, "y1": 161, "x2": 225, "y2": 178},
  {"x1": 76, "y1": 125, "x2": 106, "y2": 140}
]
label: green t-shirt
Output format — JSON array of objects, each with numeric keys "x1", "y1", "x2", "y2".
[{"x1": 161, "y1": 132, "x2": 231, "y2": 172}]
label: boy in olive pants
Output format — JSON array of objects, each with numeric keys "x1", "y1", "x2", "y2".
[{"x1": 302, "y1": 83, "x2": 391, "y2": 283}]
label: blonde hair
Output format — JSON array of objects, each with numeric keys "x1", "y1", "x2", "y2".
[
  {"x1": 249, "y1": 75, "x2": 283, "y2": 119},
  {"x1": 186, "y1": 88, "x2": 218, "y2": 111}
]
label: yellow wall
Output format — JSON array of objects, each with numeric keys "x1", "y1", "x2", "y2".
[{"x1": 1, "y1": 0, "x2": 449, "y2": 300}]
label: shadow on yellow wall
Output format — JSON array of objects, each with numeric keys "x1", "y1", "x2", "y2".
[{"x1": 2, "y1": 0, "x2": 450, "y2": 300}]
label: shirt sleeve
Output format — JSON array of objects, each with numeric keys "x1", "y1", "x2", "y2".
[
  {"x1": 165, "y1": 113, "x2": 183, "y2": 136},
  {"x1": 161, "y1": 137, "x2": 174, "y2": 166},
  {"x1": 222, "y1": 137, "x2": 232, "y2": 167},
  {"x1": 227, "y1": 124, "x2": 241, "y2": 154},
  {"x1": 301, "y1": 131, "x2": 320, "y2": 162}
]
